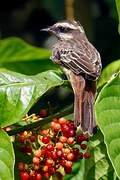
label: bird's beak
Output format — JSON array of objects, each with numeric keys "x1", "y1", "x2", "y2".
[
  {"x1": 40, "y1": 27, "x2": 50, "y2": 32},
  {"x1": 40, "y1": 27, "x2": 54, "y2": 33}
]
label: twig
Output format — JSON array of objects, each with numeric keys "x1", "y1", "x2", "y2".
[
  {"x1": 7, "y1": 104, "x2": 73, "y2": 136},
  {"x1": 65, "y1": 0, "x2": 74, "y2": 20}
]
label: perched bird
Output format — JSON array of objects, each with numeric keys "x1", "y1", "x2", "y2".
[{"x1": 42, "y1": 20, "x2": 102, "y2": 135}]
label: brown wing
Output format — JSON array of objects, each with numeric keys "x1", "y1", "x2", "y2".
[{"x1": 55, "y1": 38, "x2": 102, "y2": 80}]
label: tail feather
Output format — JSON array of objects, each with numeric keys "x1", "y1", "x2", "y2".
[
  {"x1": 74, "y1": 94, "x2": 81, "y2": 126},
  {"x1": 68, "y1": 71, "x2": 96, "y2": 135},
  {"x1": 69, "y1": 74, "x2": 85, "y2": 127},
  {"x1": 81, "y1": 89, "x2": 96, "y2": 134}
]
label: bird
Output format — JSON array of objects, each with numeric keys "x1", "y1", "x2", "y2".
[{"x1": 42, "y1": 20, "x2": 102, "y2": 135}]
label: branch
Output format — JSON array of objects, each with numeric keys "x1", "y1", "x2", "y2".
[{"x1": 7, "y1": 104, "x2": 73, "y2": 136}]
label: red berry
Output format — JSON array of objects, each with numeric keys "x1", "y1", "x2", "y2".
[
  {"x1": 46, "y1": 151, "x2": 52, "y2": 158},
  {"x1": 63, "y1": 148, "x2": 71, "y2": 154},
  {"x1": 56, "y1": 150, "x2": 63, "y2": 158},
  {"x1": 51, "y1": 151, "x2": 57, "y2": 160},
  {"x1": 47, "y1": 144, "x2": 54, "y2": 151},
  {"x1": 84, "y1": 152, "x2": 91, "y2": 159},
  {"x1": 53, "y1": 123, "x2": 61, "y2": 132},
  {"x1": 29, "y1": 170, "x2": 36, "y2": 179},
  {"x1": 30, "y1": 135, "x2": 36, "y2": 142},
  {"x1": 51, "y1": 121, "x2": 55, "y2": 129},
  {"x1": 73, "y1": 148, "x2": 79, "y2": 156},
  {"x1": 65, "y1": 161, "x2": 72, "y2": 168},
  {"x1": 68, "y1": 122, "x2": 75, "y2": 129},
  {"x1": 48, "y1": 167, "x2": 56, "y2": 175},
  {"x1": 56, "y1": 142, "x2": 63, "y2": 150},
  {"x1": 68, "y1": 129, "x2": 75, "y2": 137},
  {"x1": 44, "y1": 172, "x2": 50, "y2": 179},
  {"x1": 79, "y1": 152, "x2": 83, "y2": 159},
  {"x1": 60, "y1": 159, "x2": 66, "y2": 166},
  {"x1": 34, "y1": 149, "x2": 41, "y2": 158},
  {"x1": 46, "y1": 159, "x2": 54, "y2": 166},
  {"x1": 59, "y1": 136, "x2": 67, "y2": 143},
  {"x1": 67, "y1": 137, "x2": 74, "y2": 144},
  {"x1": 39, "y1": 109, "x2": 48, "y2": 117},
  {"x1": 81, "y1": 143, "x2": 87, "y2": 150},
  {"x1": 58, "y1": 117, "x2": 66, "y2": 125},
  {"x1": 76, "y1": 134, "x2": 88, "y2": 144},
  {"x1": 18, "y1": 137, "x2": 25, "y2": 143},
  {"x1": 33, "y1": 157, "x2": 40, "y2": 165},
  {"x1": 41, "y1": 146, "x2": 47, "y2": 156},
  {"x1": 20, "y1": 171, "x2": 29, "y2": 180},
  {"x1": 61, "y1": 125, "x2": 69, "y2": 135},
  {"x1": 64, "y1": 166, "x2": 72, "y2": 174},
  {"x1": 67, "y1": 153, "x2": 75, "y2": 161},
  {"x1": 40, "y1": 129, "x2": 49, "y2": 136},
  {"x1": 36, "y1": 173, "x2": 42, "y2": 180},
  {"x1": 42, "y1": 136, "x2": 50, "y2": 144},
  {"x1": 62, "y1": 153, "x2": 67, "y2": 160}
]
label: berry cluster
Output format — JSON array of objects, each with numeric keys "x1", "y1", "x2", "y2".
[{"x1": 17, "y1": 116, "x2": 91, "y2": 180}]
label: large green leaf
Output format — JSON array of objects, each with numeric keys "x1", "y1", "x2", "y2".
[
  {"x1": 0, "y1": 69, "x2": 64, "y2": 128},
  {"x1": 85, "y1": 131, "x2": 116, "y2": 180},
  {"x1": 0, "y1": 37, "x2": 60, "y2": 75},
  {"x1": 0, "y1": 129, "x2": 15, "y2": 180},
  {"x1": 95, "y1": 72, "x2": 120, "y2": 178},
  {"x1": 115, "y1": 0, "x2": 120, "y2": 34},
  {"x1": 98, "y1": 60, "x2": 120, "y2": 88}
]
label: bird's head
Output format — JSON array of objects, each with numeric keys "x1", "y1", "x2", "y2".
[{"x1": 41, "y1": 20, "x2": 84, "y2": 40}]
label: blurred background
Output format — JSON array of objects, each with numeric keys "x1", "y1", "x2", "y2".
[{"x1": 0, "y1": 0, "x2": 120, "y2": 68}]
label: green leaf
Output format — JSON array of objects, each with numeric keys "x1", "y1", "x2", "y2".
[
  {"x1": 0, "y1": 69, "x2": 64, "y2": 128},
  {"x1": 98, "y1": 60, "x2": 120, "y2": 88},
  {"x1": 85, "y1": 131, "x2": 116, "y2": 180},
  {"x1": 0, "y1": 37, "x2": 60, "y2": 75},
  {"x1": 115, "y1": 0, "x2": 120, "y2": 34},
  {"x1": 0, "y1": 129, "x2": 15, "y2": 180},
  {"x1": 95, "y1": 72, "x2": 120, "y2": 178}
]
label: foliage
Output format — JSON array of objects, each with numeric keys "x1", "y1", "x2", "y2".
[
  {"x1": 0, "y1": 69, "x2": 64, "y2": 128},
  {"x1": 97, "y1": 59, "x2": 120, "y2": 88},
  {"x1": 0, "y1": 129, "x2": 15, "y2": 180},
  {"x1": 0, "y1": 38, "x2": 60, "y2": 75},
  {"x1": 0, "y1": 0, "x2": 120, "y2": 179},
  {"x1": 95, "y1": 72, "x2": 120, "y2": 178},
  {"x1": 115, "y1": 0, "x2": 120, "y2": 34}
]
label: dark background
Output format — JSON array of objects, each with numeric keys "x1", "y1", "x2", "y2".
[{"x1": 0, "y1": 0, "x2": 120, "y2": 68}]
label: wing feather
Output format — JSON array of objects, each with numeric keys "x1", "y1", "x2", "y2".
[{"x1": 53, "y1": 37, "x2": 101, "y2": 79}]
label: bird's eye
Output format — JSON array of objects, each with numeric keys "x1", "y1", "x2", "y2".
[{"x1": 59, "y1": 26, "x2": 65, "y2": 33}]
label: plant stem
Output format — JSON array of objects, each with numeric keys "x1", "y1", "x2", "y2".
[{"x1": 7, "y1": 104, "x2": 73, "y2": 136}]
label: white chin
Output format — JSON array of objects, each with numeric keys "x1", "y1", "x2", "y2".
[{"x1": 59, "y1": 33, "x2": 73, "y2": 39}]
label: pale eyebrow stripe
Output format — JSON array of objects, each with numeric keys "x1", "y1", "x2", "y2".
[{"x1": 56, "y1": 23, "x2": 77, "y2": 30}]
